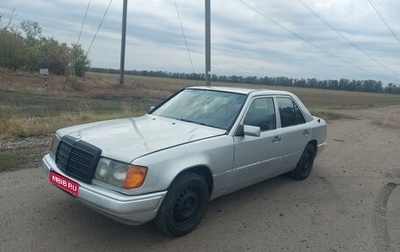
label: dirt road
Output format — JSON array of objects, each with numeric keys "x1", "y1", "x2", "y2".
[{"x1": 1, "y1": 106, "x2": 399, "y2": 252}]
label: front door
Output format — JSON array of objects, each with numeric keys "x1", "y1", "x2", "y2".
[{"x1": 233, "y1": 97, "x2": 282, "y2": 188}]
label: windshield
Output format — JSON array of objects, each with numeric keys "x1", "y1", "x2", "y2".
[{"x1": 152, "y1": 89, "x2": 246, "y2": 130}]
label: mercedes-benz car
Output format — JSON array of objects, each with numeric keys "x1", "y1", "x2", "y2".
[{"x1": 42, "y1": 86, "x2": 327, "y2": 236}]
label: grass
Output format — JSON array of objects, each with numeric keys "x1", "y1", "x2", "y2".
[
  {"x1": 0, "y1": 151, "x2": 24, "y2": 172},
  {"x1": 1, "y1": 69, "x2": 400, "y2": 172},
  {"x1": 0, "y1": 148, "x2": 46, "y2": 172},
  {"x1": 0, "y1": 74, "x2": 163, "y2": 139},
  {"x1": 0, "y1": 92, "x2": 153, "y2": 139},
  {"x1": 1, "y1": 69, "x2": 400, "y2": 140}
]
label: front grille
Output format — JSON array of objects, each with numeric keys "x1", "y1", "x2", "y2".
[{"x1": 56, "y1": 135, "x2": 102, "y2": 183}]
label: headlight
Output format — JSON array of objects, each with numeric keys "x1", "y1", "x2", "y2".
[
  {"x1": 94, "y1": 158, "x2": 147, "y2": 189},
  {"x1": 49, "y1": 134, "x2": 61, "y2": 159}
]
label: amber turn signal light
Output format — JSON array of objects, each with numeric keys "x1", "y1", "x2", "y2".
[{"x1": 123, "y1": 165, "x2": 148, "y2": 189}]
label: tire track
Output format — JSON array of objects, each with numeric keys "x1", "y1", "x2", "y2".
[{"x1": 373, "y1": 182, "x2": 398, "y2": 252}]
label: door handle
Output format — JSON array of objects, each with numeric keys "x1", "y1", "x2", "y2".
[{"x1": 272, "y1": 136, "x2": 281, "y2": 143}]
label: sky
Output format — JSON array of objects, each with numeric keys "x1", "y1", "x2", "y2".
[{"x1": 1, "y1": 0, "x2": 400, "y2": 84}]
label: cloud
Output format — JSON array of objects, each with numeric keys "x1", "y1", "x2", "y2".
[{"x1": 1, "y1": 0, "x2": 400, "y2": 83}]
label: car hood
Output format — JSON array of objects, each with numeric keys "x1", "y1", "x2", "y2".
[{"x1": 56, "y1": 114, "x2": 226, "y2": 163}]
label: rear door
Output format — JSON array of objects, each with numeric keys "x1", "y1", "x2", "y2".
[{"x1": 276, "y1": 96, "x2": 311, "y2": 172}]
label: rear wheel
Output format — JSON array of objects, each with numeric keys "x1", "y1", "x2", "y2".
[
  {"x1": 289, "y1": 144, "x2": 315, "y2": 180},
  {"x1": 155, "y1": 172, "x2": 209, "y2": 236}
]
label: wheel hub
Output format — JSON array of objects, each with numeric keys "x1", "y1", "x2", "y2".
[{"x1": 174, "y1": 189, "x2": 199, "y2": 222}]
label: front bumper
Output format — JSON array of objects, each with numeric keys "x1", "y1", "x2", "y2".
[{"x1": 42, "y1": 154, "x2": 167, "y2": 225}]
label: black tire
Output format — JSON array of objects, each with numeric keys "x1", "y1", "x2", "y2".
[
  {"x1": 289, "y1": 143, "x2": 315, "y2": 180},
  {"x1": 155, "y1": 172, "x2": 209, "y2": 236}
]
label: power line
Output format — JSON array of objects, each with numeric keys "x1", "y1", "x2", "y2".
[
  {"x1": 236, "y1": 0, "x2": 378, "y2": 78},
  {"x1": 172, "y1": 0, "x2": 196, "y2": 74},
  {"x1": 77, "y1": 0, "x2": 91, "y2": 44},
  {"x1": 86, "y1": 0, "x2": 113, "y2": 56},
  {"x1": 367, "y1": 0, "x2": 400, "y2": 46},
  {"x1": 299, "y1": 0, "x2": 400, "y2": 78}
]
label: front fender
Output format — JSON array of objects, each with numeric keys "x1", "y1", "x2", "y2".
[{"x1": 131, "y1": 135, "x2": 234, "y2": 198}]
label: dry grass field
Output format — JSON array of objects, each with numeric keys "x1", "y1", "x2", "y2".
[
  {"x1": 1, "y1": 68, "x2": 400, "y2": 171},
  {"x1": 1, "y1": 69, "x2": 399, "y2": 139}
]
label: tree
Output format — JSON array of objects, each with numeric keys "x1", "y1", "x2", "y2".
[
  {"x1": 20, "y1": 20, "x2": 41, "y2": 41},
  {"x1": 0, "y1": 15, "x2": 91, "y2": 77},
  {"x1": 19, "y1": 20, "x2": 42, "y2": 72},
  {"x1": 0, "y1": 27, "x2": 25, "y2": 70},
  {"x1": 70, "y1": 43, "x2": 90, "y2": 77},
  {"x1": 0, "y1": 9, "x2": 16, "y2": 31},
  {"x1": 39, "y1": 37, "x2": 70, "y2": 75}
]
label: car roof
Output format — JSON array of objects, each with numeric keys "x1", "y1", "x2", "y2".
[{"x1": 187, "y1": 86, "x2": 293, "y2": 96}]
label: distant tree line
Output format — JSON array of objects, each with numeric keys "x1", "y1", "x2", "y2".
[
  {"x1": 0, "y1": 14, "x2": 89, "y2": 77},
  {"x1": 90, "y1": 68, "x2": 400, "y2": 95}
]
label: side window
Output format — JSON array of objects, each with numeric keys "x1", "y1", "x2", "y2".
[
  {"x1": 244, "y1": 97, "x2": 276, "y2": 131},
  {"x1": 277, "y1": 97, "x2": 306, "y2": 127}
]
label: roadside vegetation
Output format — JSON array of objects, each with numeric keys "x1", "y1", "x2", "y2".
[
  {"x1": 0, "y1": 15, "x2": 89, "y2": 77},
  {"x1": 0, "y1": 70, "x2": 165, "y2": 139},
  {"x1": 92, "y1": 68, "x2": 400, "y2": 95},
  {"x1": 1, "y1": 69, "x2": 400, "y2": 172},
  {"x1": 1, "y1": 69, "x2": 400, "y2": 140}
]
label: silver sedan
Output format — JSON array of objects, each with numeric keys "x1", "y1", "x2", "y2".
[{"x1": 42, "y1": 86, "x2": 327, "y2": 236}]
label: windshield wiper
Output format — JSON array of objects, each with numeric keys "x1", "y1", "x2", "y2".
[{"x1": 177, "y1": 118, "x2": 207, "y2": 126}]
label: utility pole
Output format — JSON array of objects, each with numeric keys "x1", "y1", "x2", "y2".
[
  {"x1": 205, "y1": 0, "x2": 211, "y2": 86},
  {"x1": 119, "y1": 0, "x2": 128, "y2": 85}
]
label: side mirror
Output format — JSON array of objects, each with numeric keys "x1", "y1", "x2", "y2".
[
  {"x1": 244, "y1": 125, "x2": 261, "y2": 137},
  {"x1": 236, "y1": 125, "x2": 261, "y2": 137},
  {"x1": 148, "y1": 106, "x2": 155, "y2": 113}
]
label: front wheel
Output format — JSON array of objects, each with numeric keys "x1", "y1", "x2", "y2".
[
  {"x1": 289, "y1": 144, "x2": 315, "y2": 180},
  {"x1": 155, "y1": 172, "x2": 209, "y2": 236}
]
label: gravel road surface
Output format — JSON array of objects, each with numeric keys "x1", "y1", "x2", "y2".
[{"x1": 1, "y1": 106, "x2": 399, "y2": 252}]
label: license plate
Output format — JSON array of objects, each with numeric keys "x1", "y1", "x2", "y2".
[{"x1": 49, "y1": 171, "x2": 79, "y2": 196}]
